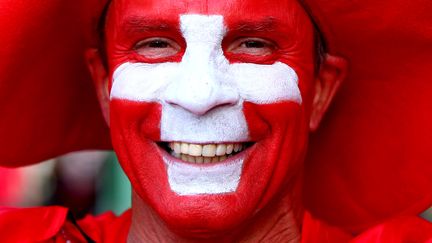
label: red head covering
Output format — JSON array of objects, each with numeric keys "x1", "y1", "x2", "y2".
[
  {"x1": 0, "y1": 0, "x2": 111, "y2": 165},
  {"x1": 0, "y1": 0, "x2": 430, "y2": 233},
  {"x1": 303, "y1": 0, "x2": 432, "y2": 232}
]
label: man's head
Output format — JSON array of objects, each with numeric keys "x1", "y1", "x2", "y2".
[{"x1": 86, "y1": 0, "x2": 347, "y2": 237}]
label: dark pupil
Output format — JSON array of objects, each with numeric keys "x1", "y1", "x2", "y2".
[
  {"x1": 149, "y1": 40, "x2": 169, "y2": 48},
  {"x1": 244, "y1": 41, "x2": 264, "y2": 48}
]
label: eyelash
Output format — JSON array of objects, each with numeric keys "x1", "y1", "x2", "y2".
[{"x1": 134, "y1": 38, "x2": 175, "y2": 50}]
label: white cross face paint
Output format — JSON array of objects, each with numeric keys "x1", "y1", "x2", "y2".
[
  {"x1": 164, "y1": 157, "x2": 243, "y2": 195},
  {"x1": 110, "y1": 15, "x2": 302, "y2": 195}
]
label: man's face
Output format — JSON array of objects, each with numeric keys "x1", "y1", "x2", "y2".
[{"x1": 104, "y1": 0, "x2": 316, "y2": 236}]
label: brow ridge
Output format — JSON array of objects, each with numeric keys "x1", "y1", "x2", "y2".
[
  {"x1": 123, "y1": 16, "x2": 179, "y2": 33},
  {"x1": 229, "y1": 17, "x2": 277, "y2": 32}
]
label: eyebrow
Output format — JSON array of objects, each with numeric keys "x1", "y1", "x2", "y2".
[
  {"x1": 122, "y1": 16, "x2": 179, "y2": 33},
  {"x1": 121, "y1": 16, "x2": 279, "y2": 34},
  {"x1": 229, "y1": 17, "x2": 277, "y2": 32}
]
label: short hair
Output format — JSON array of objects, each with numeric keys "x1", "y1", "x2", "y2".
[{"x1": 96, "y1": 0, "x2": 326, "y2": 74}]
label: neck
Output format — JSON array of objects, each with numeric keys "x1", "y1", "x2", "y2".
[{"x1": 128, "y1": 189, "x2": 302, "y2": 243}]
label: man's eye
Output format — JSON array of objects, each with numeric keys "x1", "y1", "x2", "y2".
[
  {"x1": 242, "y1": 40, "x2": 266, "y2": 48},
  {"x1": 227, "y1": 38, "x2": 276, "y2": 56},
  {"x1": 134, "y1": 37, "x2": 181, "y2": 59},
  {"x1": 147, "y1": 40, "x2": 169, "y2": 48}
]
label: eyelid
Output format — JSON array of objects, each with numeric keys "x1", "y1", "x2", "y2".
[{"x1": 227, "y1": 37, "x2": 277, "y2": 51}]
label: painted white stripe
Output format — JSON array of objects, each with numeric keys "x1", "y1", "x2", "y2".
[
  {"x1": 164, "y1": 157, "x2": 243, "y2": 195},
  {"x1": 161, "y1": 103, "x2": 248, "y2": 142},
  {"x1": 112, "y1": 61, "x2": 300, "y2": 104},
  {"x1": 111, "y1": 14, "x2": 302, "y2": 195}
]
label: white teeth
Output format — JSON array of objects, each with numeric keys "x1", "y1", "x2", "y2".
[
  {"x1": 173, "y1": 143, "x2": 181, "y2": 154},
  {"x1": 226, "y1": 144, "x2": 234, "y2": 154},
  {"x1": 181, "y1": 143, "x2": 189, "y2": 154},
  {"x1": 216, "y1": 144, "x2": 227, "y2": 156},
  {"x1": 202, "y1": 144, "x2": 217, "y2": 157},
  {"x1": 189, "y1": 144, "x2": 203, "y2": 156},
  {"x1": 167, "y1": 142, "x2": 247, "y2": 164}
]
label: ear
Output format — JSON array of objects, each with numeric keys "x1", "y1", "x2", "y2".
[
  {"x1": 309, "y1": 54, "x2": 348, "y2": 131},
  {"x1": 85, "y1": 48, "x2": 110, "y2": 126}
]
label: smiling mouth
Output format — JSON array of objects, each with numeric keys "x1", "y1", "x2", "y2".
[{"x1": 159, "y1": 142, "x2": 253, "y2": 164}]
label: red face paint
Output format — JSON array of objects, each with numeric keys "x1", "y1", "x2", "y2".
[{"x1": 105, "y1": 0, "x2": 316, "y2": 237}]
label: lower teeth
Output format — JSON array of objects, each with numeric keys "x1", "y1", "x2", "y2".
[{"x1": 171, "y1": 152, "x2": 233, "y2": 164}]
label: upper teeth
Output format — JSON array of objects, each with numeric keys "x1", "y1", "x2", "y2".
[{"x1": 169, "y1": 142, "x2": 245, "y2": 159}]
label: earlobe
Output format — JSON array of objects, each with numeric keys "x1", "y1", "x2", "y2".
[
  {"x1": 85, "y1": 48, "x2": 111, "y2": 126},
  {"x1": 309, "y1": 54, "x2": 348, "y2": 131}
]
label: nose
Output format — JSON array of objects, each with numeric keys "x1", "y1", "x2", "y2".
[
  {"x1": 165, "y1": 75, "x2": 239, "y2": 115},
  {"x1": 163, "y1": 27, "x2": 239, "y2": 115}
]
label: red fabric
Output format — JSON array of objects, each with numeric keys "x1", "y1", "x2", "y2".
[
  {"x1": 54, "y1": 221, "x2": 88, "y2": 243},
  {"x1": 0, "y1": 0, "x2": 111, "y2": 167},
  {"x1": 0, "y1": 207, "x2": 429, "y2": 242},
  {"x1": 303, "y1": 0, "x2": 432, "y2": 232},
  {"x1": 0, "y1": 207, "x2": 130, "y2": 243},
  {"x1": 0, "y1": 206, "x2": 68, "y2": 243},
  {"x1": 78, "y1": 210, "x2": 131, "y2": 243},
  {"x1": 302, "y1": 212, "x2": 432, "y2": 243}
]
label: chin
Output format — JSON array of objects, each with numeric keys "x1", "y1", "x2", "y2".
[{"x1": 110, "y1": 99, "x2": 309, "y2": 237}]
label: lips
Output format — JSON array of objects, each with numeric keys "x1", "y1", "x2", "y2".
[{"x1": 161, "y1": 142, "x2": 250, "y2": 164}]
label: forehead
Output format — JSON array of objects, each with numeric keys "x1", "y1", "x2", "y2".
[{"x1": 109, "y1": 0, "x2": 309, "y2": 27}]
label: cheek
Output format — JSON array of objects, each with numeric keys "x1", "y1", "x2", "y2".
[
  {"x1": 243, "y1": 101, "x2": 308, "y2": 210},
  {"x1": 244, "y1": 102, "x2": 308, "y2": 146},
  {"x1": 109, "y1": 100, "x2": 162, "y2": 188},
  {"x1": 110, "y1": 99, "x2": 161, "y2": 141}
]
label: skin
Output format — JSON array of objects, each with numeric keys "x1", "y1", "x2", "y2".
[{"x1": 86, "y1": 0, "x2": 347, "y2": 241}]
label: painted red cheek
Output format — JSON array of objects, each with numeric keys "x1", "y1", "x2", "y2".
[
  {"x1": 109, "y1": 100, "x2": 165, "y2": 199},
  {"x1": 243, "y1": 101, "x2": 309, "y2": 210},
  {"x1": 110, "y1": 99, "x2": 161, "y2": 143}
]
